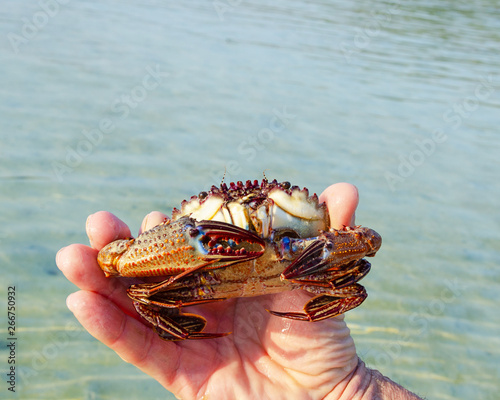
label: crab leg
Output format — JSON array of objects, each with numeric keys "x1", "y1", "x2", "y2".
[
  {"x1": 267, "y1": 283, "x2": 367, "y2": 322},
  {"x1": 126, "y1": 263, "x2": 218, "y2": 298},
  {"x1": 129, "y1": 289, "x2": 227, "y2": 308},
  {"x1": 133, "y1": 302, "x2": 230, "y2": 341},
  {"x1": 286, "y1": 259, "x2": 371, "y2": 289},
  {"x1": 127, "y1": 272, "x2": 228, "y2": 308}
]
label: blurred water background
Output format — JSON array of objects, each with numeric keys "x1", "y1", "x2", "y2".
[{"x1": 1, "y1": 0, "x2": 499, "y2": 399}]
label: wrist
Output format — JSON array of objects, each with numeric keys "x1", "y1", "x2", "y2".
[{"x1": 325, "y1": 358, "x2": 424, "y2": 400}]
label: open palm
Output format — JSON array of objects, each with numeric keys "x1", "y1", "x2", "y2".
[{"x1": 57, "y1": 183, "x2": 365, "y2": 400}]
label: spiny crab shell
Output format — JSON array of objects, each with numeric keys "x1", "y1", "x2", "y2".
[{"x1": 172, "y1": 179, "x2": 328, "y2": 239}]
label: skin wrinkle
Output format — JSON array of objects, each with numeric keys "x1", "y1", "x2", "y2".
[
  {"x1": 325, "y1": 359, "x2": 360, "y2": 400},
  {"x1": 194, "y1": 370, "x2": 212, "y2": 400},
  {"x1": 233, "y1": 361, "x2": 254, "y2": 400},
  {"x1": 260, "y1": 355, "x2": 300, "y2": 396},
  {"x1": 358, "y1": 363, "x2": 375, "y2": 400},
  {"x1": 283, "y1": 364, "x2": 323, "y2": 384},
  {"x1": 230, "y1": 327, "x2": 264, "y2": 396},
  {"x1": 280, "y1": 323, "x2": 350, "y2": 361},
  {"x1": 274, "y1": 318, "x2": 355, "y2": 399},
  {"x1": 204, "y1": 350, "x2": 245, "y2": 400},
  {"x1": 240, "y1": 328, "x2": 290, "y2": 395},
  {"x1": 265, "y1": 336, "x2": 328, "y2": 399},
  {"x1": 327, "y1": 359, "x2": 394, "y2": 400},
  {"x1": 252, "y1": 354, "x2": 278, "y2": 385},
  {"x1": 282, "y1": 352, "x2": 342, "y2": 397}
]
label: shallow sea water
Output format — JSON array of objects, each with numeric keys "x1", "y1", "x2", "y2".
[{"x1": 1, "y1": 1, "x2": 499, "y2": 399}]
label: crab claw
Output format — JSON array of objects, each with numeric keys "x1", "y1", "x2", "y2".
[
  {"x1": 193, "y1": 219, "x2": 266, "y2": 263},
  {"x1": 281, "y1": 227, "x2": 381, "y2": 280},
  {"x1": 123, "y1": 219, "x2": 267, "y2": 293},
  {"x1": 97, "y1": 216, "x2": 266, "y2": 278}
]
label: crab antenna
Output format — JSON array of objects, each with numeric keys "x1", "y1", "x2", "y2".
[{"x1": 220, "y1": 167, "x2": 227, "y2": 187}]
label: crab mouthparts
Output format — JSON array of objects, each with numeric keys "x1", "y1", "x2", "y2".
[{"x1": 195, "y1": 220, "x2": 266, "y2": 261}]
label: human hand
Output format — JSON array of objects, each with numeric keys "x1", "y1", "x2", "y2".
[{"x1": 57, "y1": 183, "x2": 396, "y2": 400}]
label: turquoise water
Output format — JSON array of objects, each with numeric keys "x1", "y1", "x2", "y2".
[{"x1": 1, "y1": 1, "x2": 499, "y2": 398}]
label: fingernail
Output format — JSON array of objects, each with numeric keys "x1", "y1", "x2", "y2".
[
  {"x1": 66, "y1": 293, "x2": 76, "y2": 312},
  {"x1": 86, "y1": 213, "x2": 96, "y2": 247},
  {"x1": 56, "y1": 246, "x2": 66, "y2": 266},
  {"x1": 349, "y1": 212, "x2": 356, "y2": 227},
  {"x1": 141, "y1": 213, "x2": 150, "y2": 233}
]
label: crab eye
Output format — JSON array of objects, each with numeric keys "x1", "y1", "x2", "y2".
[
  {"x1": 198, "y1": 191, "x2": 208, "y2": 200},
  {"x1": 280, "y1": 181, "x2": 291, "y2": 189},
  {"x1": 272, "y1": 228, "x2": 300, "y2": 242},
  {"x1": 189, "y1": 228, "x2": 200, "y2": 237}
]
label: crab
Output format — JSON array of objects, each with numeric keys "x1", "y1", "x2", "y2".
[{"x1": 97, "y1": 179, "x2": 381, "y2": 341}]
